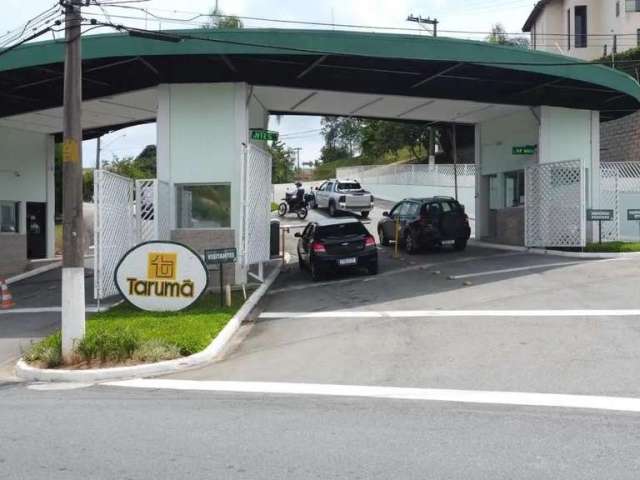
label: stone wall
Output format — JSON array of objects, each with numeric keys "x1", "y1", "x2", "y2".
[
  {"x1": 0, "y1": 234, "x2": 27, "y2": 278},
  {"x1": 170, "y1": 229, "x2": 236, "y2": 287},
  {"x1": 601, "y1": 112, "x2": 640, "y2": 163}
]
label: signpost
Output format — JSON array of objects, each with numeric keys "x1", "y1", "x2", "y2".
[
  {"x1": 512, "y1": 145, "x2": 537, "y2": 155},
  {"x1": 628, "y1": 209, "x2": 640, "y2": 239},
  {"x1": 204, "y1": 248, "x2": 237, "y2": 307},
  {"x1": 250, "y1": 129, "x2": 279, "y2": 142},
  {"x1": 587, "y1": 209, "x2": 614, "y2": 244}
]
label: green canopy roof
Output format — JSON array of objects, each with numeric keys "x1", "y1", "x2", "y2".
[{"x1": 1, "y1": 27, "x2": 638, "y2": 126}]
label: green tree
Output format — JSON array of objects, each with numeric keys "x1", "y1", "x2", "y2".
[
  {"x1": 487, "y1": 23, "x2": 529, "y2": 48},
  {"x1": 205, "y1": 1, "x2": 243, "y2": 29},
  {"x1": 269, "y1": 140, "x2": 296, "y2": 183}
]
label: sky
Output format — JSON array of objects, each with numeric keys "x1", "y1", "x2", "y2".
[{"x1": 2, "y1": 0, "x2": 536, "y2": 167}]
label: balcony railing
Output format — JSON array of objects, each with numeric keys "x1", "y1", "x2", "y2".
[{"x1": 626, "y1": 0, "x2": 640, "y2": 12}]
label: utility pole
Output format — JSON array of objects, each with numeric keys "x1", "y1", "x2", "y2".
[
  {"x1": 293, "y1": 147, "x2": 302, "y2": 175},
  {"x1": 407, "y1": 14, "x2": 438, "y2": 37},
  {"x1": 452, "y1": 124, "x2": 458, "y2": 201},
  {"x1": 95, "y1": 136, "x2": 101, "y2": 170},
  {"x1": 61, "y1": 0, "x2": 85, "y2": 363}
]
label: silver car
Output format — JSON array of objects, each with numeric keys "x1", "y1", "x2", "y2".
[{"x1": 311, "y1": 179, "x2": 374, "y2": 218}]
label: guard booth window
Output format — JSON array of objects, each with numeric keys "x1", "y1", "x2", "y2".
[
  {"x1": 0, "y1": 201, "x2": 18, "y2": 233},
  {"x1": 575, "y1": 6, "x2": 587, "y2": 48},
  {"x1": 176, "y1": 184, "x2": 231, "y2": 229},
  {"x1": 505, "y1": 171, "x2": 525, "y2": 207}
]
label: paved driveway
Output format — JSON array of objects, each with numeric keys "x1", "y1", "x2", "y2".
[{"x1": 172, "y1": 204, "x2": 640, "y2": 397}]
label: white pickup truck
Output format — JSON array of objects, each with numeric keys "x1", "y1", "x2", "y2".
[{"x1": 311, "y1": 179, "x2": 374, "y2": 218}]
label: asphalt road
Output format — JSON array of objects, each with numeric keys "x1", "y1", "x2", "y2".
[{"x1": 1, "y1": 383, "x2": 640, "y2": 480}]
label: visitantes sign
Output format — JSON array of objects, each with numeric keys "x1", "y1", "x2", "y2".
[
  {"x1": 627, "y1": 209, "x2": 640, "y2": 221},
  {"x1": 114, "y1": 241, "x2": 209, "y2": 312},
  {"x1": 204, "y1": 247, "x2": 237, "y2": 265},
  {"x1": 512, "y1": 145, "x2": 537, "y2": 155},
  {"x1": 250, "y1": 129, "x2": 279, "y2": 141},
  {"x1": 587, "y1": 209, "x2": 614, "y2": 222}
]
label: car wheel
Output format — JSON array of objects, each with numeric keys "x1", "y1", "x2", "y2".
[
  {"x1": 328, "y1": 202, "x2": 337, "y2": 217},
  {"x1": 360, "y1": 211, "x2": 370, "y2": 219},
  {"x1": 367, "y1": 262, "x2": 378, "y2": 275},
  {"x1": 454, "y1": 238, "x2": 468, "y2": 251},
  {"x1": 297, "y1": 207, "x2": 308, "y2": 220},
  {"x1": 277, "y1": 202, "x2": 287, "y2": 217},
  {"x1": 405, "y1": 231, "x2": 418, "y2": 255},
  {"x1": 378, "y1": 227, "x2": 390, "y2": 246},
  {"x1": 311, "y1": 263, "x2": 322, "y2": 281}
]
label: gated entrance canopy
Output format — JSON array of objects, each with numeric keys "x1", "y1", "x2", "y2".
[{"x1": 1, "y1": 28, "x2": 640, "y2": 138}]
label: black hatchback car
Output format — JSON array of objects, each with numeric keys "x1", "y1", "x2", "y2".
[
  {"x1": 296, "y1": 218, "x2": 378, "y2": 281},
  {"x1": 377, "y1": 196, "x2": 471, "y2": 254}
]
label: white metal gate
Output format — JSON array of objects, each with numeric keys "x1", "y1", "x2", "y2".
[
  {"x1": 525, "y1": 159, "x2": 584, "y2": 248},
  {"x1": 135, "y1": 179, "x2": 171, "y2": 243},
  {"x1": 600, "y1": 162, "x2": 640, "y2": 241},
  {"x1": 94, "y1": 170, "x2": 135, "y2": 300},
  {"x1": 241, "y1": 145, "x2": 272, "y2": 267}
]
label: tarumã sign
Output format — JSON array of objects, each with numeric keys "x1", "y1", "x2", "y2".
[{"x1": 115, "y1": 241, "x2": 209, "y2": 312}]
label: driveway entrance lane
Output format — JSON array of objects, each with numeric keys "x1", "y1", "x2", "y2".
[{"x1": 170, "y1": 312, "x2": 640, "y2": 396}]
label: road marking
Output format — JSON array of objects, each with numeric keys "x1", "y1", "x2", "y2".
[
  {"x1": 268, "y1": 252, "x2": 523, "y2": 295},
  {"x1": 448, "y1": 261, "x2": 585, "y2": 279},
  {"x1": 104, "y1": 379, "x2": 640, "y2": 414},
  {"x1": 259, "y1": 309, "x2": 640, "y2": 319}
]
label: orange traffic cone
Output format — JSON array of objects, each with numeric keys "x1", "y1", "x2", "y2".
[{"x1": 0, "y1": 278, "x2": 15, "y2": 310}]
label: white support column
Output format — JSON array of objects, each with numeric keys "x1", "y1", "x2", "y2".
[{"x1": 46, "y1": 135, "x2": 56, "y2": 258}]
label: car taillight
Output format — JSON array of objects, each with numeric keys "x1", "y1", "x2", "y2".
[
  {"x1": 311, "y1": 241, "x2": 326, "y2": 253},
  {"x1": 365, "y1": 235, "x2": 376, "y2": 247}
]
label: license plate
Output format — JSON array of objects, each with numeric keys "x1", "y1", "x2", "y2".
[
  {"x1": 338, "y1": 257, "x2": 357, "y2": 266},
  {"x1": 442, "y1": 240, "x2": 455, "y2": 245}
]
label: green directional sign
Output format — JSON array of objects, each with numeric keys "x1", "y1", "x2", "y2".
[
  {"x1": 512, "y1": 145, "x2": 537, "y2": 155},
  {"x1": 250, "y1": 129, "x2": 279, "y2": 142}
]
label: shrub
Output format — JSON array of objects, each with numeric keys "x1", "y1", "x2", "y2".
[
  {"x1": 133, "y1": 340, "x2": 181, "y2": 362},
  {"x1": 585, "y1": 241, "x2": 640, "y2": 253},
  {"x1": 23, "y1": 333, "x2": 62, "y2": 368},
  {"x1": 76, "y1": 328, "x2": 139, "y2": 364}
]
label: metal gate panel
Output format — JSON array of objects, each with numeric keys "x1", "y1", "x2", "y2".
[
  {"x1": 242, "y1": 145, "x2": 272, "y2": 266},
  {"x1": 600, "y1": 162, "x2": 640, "y2": 241},
  {"x1": 94, "y1": 170, "x2": 135, "y2": 300},
  {"x1": 136, "y1": 179, "x2": 156, "y2": 243},
  {"x1": 525, "y1": 160, "x2": 584, "y2": 248}
]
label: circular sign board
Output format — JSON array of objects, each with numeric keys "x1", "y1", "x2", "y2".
[{"x1": 114, "y1": 241, "x2": 209, "y2": 312}]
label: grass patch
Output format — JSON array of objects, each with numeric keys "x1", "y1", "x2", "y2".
[
  {"x1": 271, "y1": 201, "x2": 279, "y2": 212},
  {"x1": 24, "y1": 291, "x2": 245, "y2": 368},
  {"x1": 55, "y1": 224, "x2": 63, "y2": 255},
  {"x1": 585, "y1": 241, "x2": 640, "y2": 253}
]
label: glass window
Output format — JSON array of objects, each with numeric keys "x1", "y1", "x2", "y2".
[
  {"x1": 0, "y1": 201, "x2": 18, "y2": 233},
  {"x1": 504, "y1": 171, "x2": 525, "y2": 207},
  {"x1": 176, "y1": 184, "x2": 231, "y2": 229},
  {"x1": 405, "y1": 202, "x2": 419, "y2": 217},
  {"x1": 317, "y1": 222, "x2": 368, "y2": 238},
  {"x1": 318, "y1": 182, "x2": 327, "y2": 191},
  {"x1": 567, "y1": 9, "x2": 571, "y2": 50},
  {"x1": 575, "y1": 6, "x2": 587, "y2": 48},
  {"x1": 326, "y1": 182, "x2": 334, "y2": 192},
  {"x1": 336, "y1": 182, "x2": 362, "y2": 191}
]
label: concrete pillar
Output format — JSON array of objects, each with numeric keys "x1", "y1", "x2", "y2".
[{"x1": 46, "y1": 135, "x2": 56, "y2": 258}]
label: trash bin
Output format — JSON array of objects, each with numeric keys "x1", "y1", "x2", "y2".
[{"x1": 270, "y1": 219, "x2": 280, "y2": 257}]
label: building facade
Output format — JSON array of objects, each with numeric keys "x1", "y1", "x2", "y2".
[{"x1": 524, "y1": 0, "x2": 640, "y2": 163}]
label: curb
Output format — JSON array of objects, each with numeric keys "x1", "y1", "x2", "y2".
[
  {"x1": 469, "y1": 240, "x2": 640, "y2": 259},
  {"x1": 15, "y1": 264, "x2": 282, "y2": 383}
]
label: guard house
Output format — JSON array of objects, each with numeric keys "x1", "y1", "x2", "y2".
[{"x1": 1, "y1": 28, "x2": 639, "y2": 281}]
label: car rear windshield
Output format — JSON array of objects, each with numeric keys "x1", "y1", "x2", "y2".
[
  {"x1": 337, "y1": 182, "x2": 362, "y2": 191},
  {"x1": 440, "y1": 201, "x2": 463, "y2": 212},
  {"x1": 317, "y1": 222, "x2": 368, "y2": 238}
]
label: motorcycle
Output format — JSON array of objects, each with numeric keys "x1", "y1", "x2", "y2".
[{"x1": 278, "y1": 188, "x2": 311, "y2": 219}]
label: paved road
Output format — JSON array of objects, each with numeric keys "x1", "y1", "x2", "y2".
[{"x1": 1, "y1": 383, "x2": 639, "y2": 479}]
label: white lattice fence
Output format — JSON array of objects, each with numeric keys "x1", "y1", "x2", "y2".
[
  {"x1": 525, "y1": 160, "x2": 584, "y2": 248},
  {"x1": 242, "y1": 145, "x2": 272, "y2": 266},
  {"x1": 94, "y1": 170, "x2": 135, "y2": 300},
  {"x1": 136, "y1": 179, "x2": 156, "y2": 243},
  {"x1": 600, "y1": 162, "x2": 640, "y2": 241}
]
